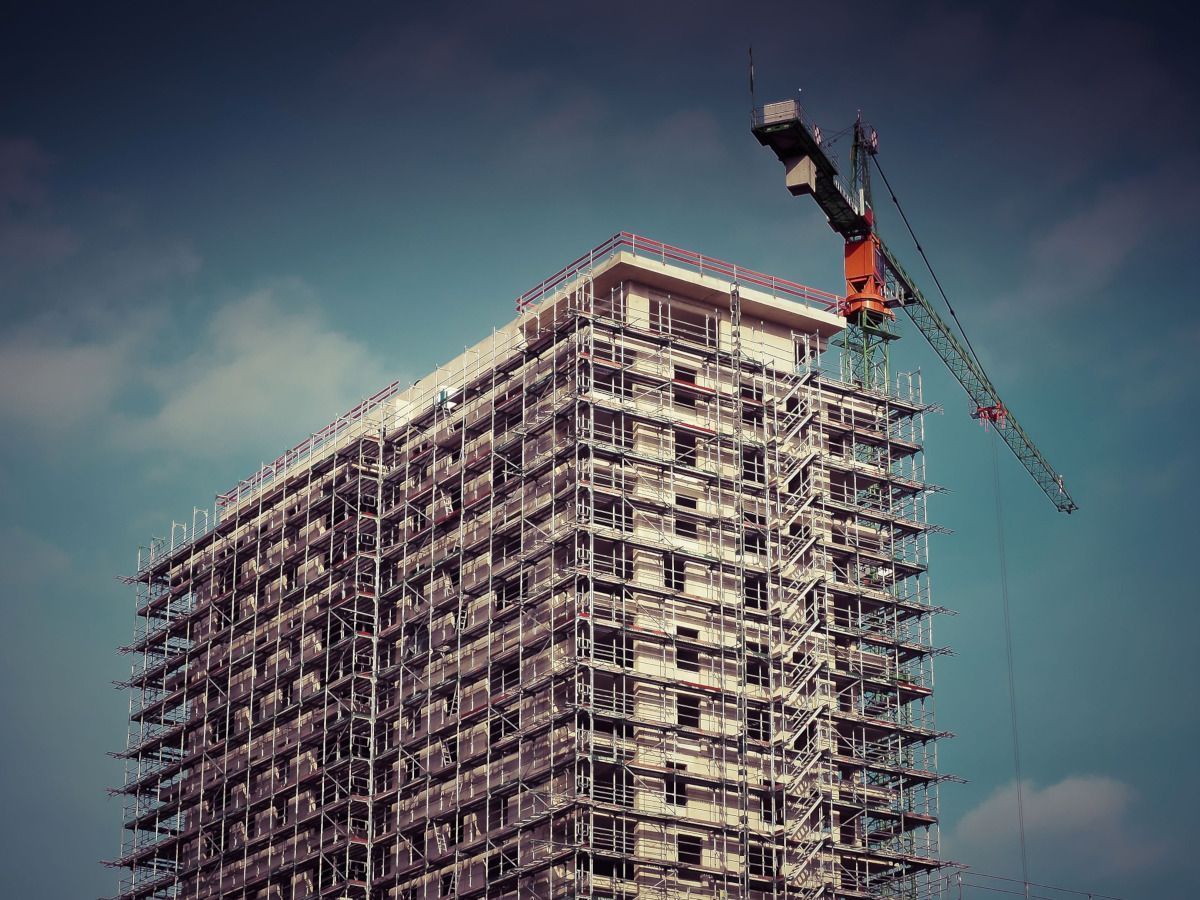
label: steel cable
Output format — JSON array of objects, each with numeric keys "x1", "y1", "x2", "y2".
[{"x1": 992, "y1": 427, "x2": 1031, "y2": 896}]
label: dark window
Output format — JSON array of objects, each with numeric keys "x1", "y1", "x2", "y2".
[
  {"x1": 591, "y1": 340, "x2": 619, "y2": 362},
  {"x1": 761, "y1": 788, "x2": 783, "y2": 825},
  {"x1": 745, "y1": 576, "x2": 768, "y2": 610},
  {"x1": 673, "y1": 367, "x2": 698, "y2": 409},
  {"x1": 665, "y1": 773, "x2": 687, "y2": 807},
  {"x1": 490, "y1": 707, "x2": 520, "y2": 743},
  {"x1": 674, "y1": 431, "x2": 697, "y2": 466},
  {"x1": 741, "y1": 449, "x2": 765, "y2": 483},
  {"x1": 677, "y1": 645, "x2": 700, "y2": 672},
  {"x1": 491, "y1": 659, "x2": 521, "y2": 694},
  {"x1": 744, "y1": 513, "x2": 763, "y2": 556},
  {"x1": 748, "y1": 707, "x2": 770, "y2": 741},
  {"x1": 593, "y1": 857, "x2": 632, "y2": 879},
  {"x1": 595, "y1": 815, "x2": 636, "y2": 854},
  {"x1": 674, "y1": 496, "x2": 699, "y2": 538},
  {"x1": 596, "y1": 500, "x2": 634, "y2": 531},
  {"x1": 741, "y1": 386, "x2": 764, "y2": 426},
  {"x1": 596, "y1": 765, "x2": 633, "y2": 807},
  {"x1": 749, "y1": 843, "x2": 777, "y2": 877},
  {"x1": 488, "y1": 797, "x2": 509, "y2": 831},
  {"x1": 678, "y1": 834, "x2": 703, "y2": 866},
  {"x1": 495, "y1": 530, "x2": 522, "y2": 560},
  {"x1": 440, "y1": 872, "x2": 456, "y2": 895},
  {"x1": 596, "y1": 629, "x2": 633, "y2": 667},
  {"x1": 595, "y1": 369, "x2": 633, "y2": 398},
  {"x1": 744, "y1": 529, "x2": 765, "y2": 555},
  {"x1": 592, "y1": 538, "x2": 632, "y2": 579},
  {"x1": 486, "y1": 847, "x2": 518, "y2": 881},
  {"x1": 678, "y1": 693, "x2": 701, "y2": 728},
  {"x1": 665, "y1": 553, "x2": 685, "y2": 591},
  {"x1": 594, "y1": 411, "x2": 633, "y2": 449},
  {"x1": 675, "y1": 516, "x2": 698, "y2": 539},
  {"x1": 747, "y1": 658, "x2": 770, "y2": 687},
  {"x1": 495, "y1": 576, "x2": 520, "y2": 611}
]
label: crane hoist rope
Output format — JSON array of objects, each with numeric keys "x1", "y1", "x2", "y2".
[
  {"x1": 869, "y1": 152, "x2": 986, "y2": 376},
  {"x1": 991, "y1": 427, "x2": 1032, "y2": 894}
]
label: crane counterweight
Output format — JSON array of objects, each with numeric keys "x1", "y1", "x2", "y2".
[{"x1": 842, "y1": 235, "x2": 892, "y2": 320}]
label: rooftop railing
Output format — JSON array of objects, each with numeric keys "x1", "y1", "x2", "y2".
[{"x1": 516, "y1": 231, "x2": 840, "y2": 314}]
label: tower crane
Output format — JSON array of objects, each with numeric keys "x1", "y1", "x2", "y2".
[{"x1": 752, "y1": 99, "x2": 1077, "y2": 513}]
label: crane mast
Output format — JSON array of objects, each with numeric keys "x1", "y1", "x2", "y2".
[{"x1": 752, "y1": 99, "x2": 1077, "y2": 513}]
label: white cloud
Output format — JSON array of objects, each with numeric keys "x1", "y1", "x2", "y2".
[
  {"x1": 0, "y1": 319, "x2": 138, "y2": 430},
  {"x1": 1018, "y1": 161, "x2": 1198, "y2": 311},
  {"x1": 120, "y1": 284, "x2": 393, "y2": 456},
  {"x1": 1025, "y1": 184, "x2": 1153, "y2": 306},
  {"x1": 0, "y1": 282, "x2": 394, "y2": 460},
  {"x1": 0, "y1": 136, "x2": 392, "y2": 461},
  {"x1": 946, "y1": 775, "x2": 1168, "y2": 880},
  {"x1": 977, "y1": 160, "x2": 1199, "y2": 378}
]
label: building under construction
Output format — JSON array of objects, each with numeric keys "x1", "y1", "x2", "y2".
[{"x1": 112, "y1": 233, "x2": 944, "y2": 900}]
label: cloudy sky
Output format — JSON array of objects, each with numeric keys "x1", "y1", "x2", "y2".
[{"x1": 2, "y1": 2, "x2": 1197, "y2": 897}]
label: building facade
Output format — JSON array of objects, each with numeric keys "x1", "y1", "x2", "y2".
[{"x1": 113, "y1": 235, "x2": 943, "y2": 900}]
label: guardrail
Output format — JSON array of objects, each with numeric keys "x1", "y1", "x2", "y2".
[
  {"x1": 216, "y1": 377, "x2": 405, "y2": 511},
  {"x1": 515, "y1": 231, "x2": 840, "y2": 314}
]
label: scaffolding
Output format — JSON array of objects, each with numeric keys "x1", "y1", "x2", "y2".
[{"x1": 111, "y1": 235, "x2": 946, "y2": 900}]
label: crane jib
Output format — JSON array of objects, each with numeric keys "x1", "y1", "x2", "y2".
[{"x1": 751, "y1": 100, "x2": 1077, "y2": 514}]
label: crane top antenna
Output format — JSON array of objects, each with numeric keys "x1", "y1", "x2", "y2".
[{"x1": 747, "y1": 47, "x2": 756, "y2": 122}]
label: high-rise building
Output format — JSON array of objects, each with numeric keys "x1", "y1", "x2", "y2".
[{"x1": 112, "y1": 233, "x2": 942, "y2": 900}]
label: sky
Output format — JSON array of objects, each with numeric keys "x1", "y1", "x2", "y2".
[{"x1": 1, "y1": 2, "x2": 1197, "y2": 897}]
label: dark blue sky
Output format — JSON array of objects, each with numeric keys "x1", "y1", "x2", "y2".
[{"x1": 2, "y1": 3, "x2": 1197, "y2": 898}]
